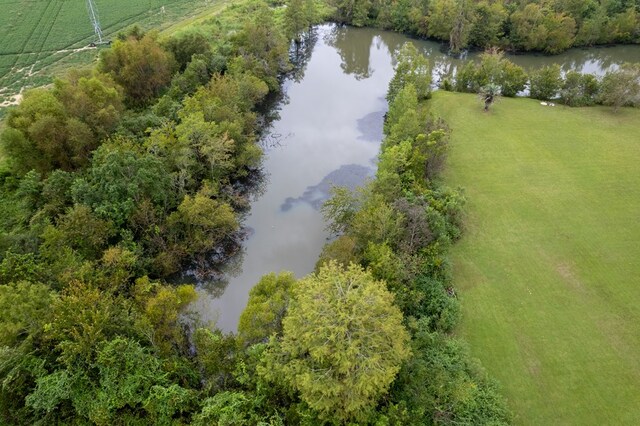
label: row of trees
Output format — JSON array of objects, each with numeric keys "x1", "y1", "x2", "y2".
[
  {"x1": 446, "y1": 50, "x2": 640, "y2": 110},
  {"x1": 330, "y1": 0, "x2": 640, "y2": 53}
]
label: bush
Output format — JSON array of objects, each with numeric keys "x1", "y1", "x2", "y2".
[
  {"x1": 599, "y1": 63, "x2": 640, "y2": 111},
  {"x1": 529, "y1": 64, "x2": 562, "y2": 100},
  {"x1": 454, "y1": 62, "x2": 479, "y2": 93},
  {"x1": 415, "y1": 275, "x2": 460, "y2": 332},
  {"x1": 501, "y1": 61, "x2": 528, "y2": 97},
  {"x1": 560, "y1": 71, "x2": 600, "y2": 106}
]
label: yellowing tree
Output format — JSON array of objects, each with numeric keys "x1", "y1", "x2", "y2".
[{"x1": 260, "y1": 261, "x2": 411, "y2": 423}]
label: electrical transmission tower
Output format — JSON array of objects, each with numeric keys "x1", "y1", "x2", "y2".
[{"x1": 86, "y1": 0, "x2": 105, "y2": 45}]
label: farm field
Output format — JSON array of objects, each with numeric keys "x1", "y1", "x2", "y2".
[
  {"x1": 0, "y1": 0, "x2": 228, "y2": 105},
  {"x1": 433, "y1": 91, "x2": 640, "y2": 425}
]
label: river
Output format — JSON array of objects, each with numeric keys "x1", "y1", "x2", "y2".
[{"x1": 192, "y1": 24, "x2": 640, "y2": 332}]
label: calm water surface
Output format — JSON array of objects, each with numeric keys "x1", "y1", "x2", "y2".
[{"x1": 193, "y1": 25, "x2": 640, "y2": 332}]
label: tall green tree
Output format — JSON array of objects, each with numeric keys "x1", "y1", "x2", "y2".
[
  {"x1": 100, "y1": 33, "x2": 176, "y2": 106},
  {"x1": 230, "y1": 5, "x2": 290, "y2": 91},
  {"x1": 1, "y1": 71, "x2": 123, "y2": 175},
  {"x1": 387, "y1": 42, "x2": 431, "y2": 104},
  {"x1": 260, "y1": 261, "x2": 411, "y2": 423},
  {"x1": 284, "y1": 0, "x2": 316, "y2": 42},
  {"x1": 162, "y1": 30, "x2": 211, "y2": 71},
  {"x1": 238, "y1": 271, "x2": 296, "y2": 345},
  {"x1": 71, "y1": 142, "x2": 172, "y2": 227}
]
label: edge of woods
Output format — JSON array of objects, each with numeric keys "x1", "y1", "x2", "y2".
[{"x1": 4, "y1": 0, "x2": 638, "y2": 424}]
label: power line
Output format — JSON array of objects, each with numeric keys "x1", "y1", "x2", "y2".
[{"x1": 86, "y1": 0, "x2": 104, "y2": 45}]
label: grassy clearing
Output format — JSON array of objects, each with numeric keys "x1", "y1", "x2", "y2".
[
  {"x1": 432, "y1": 91, "x2": 640, "y2": 425},
  {"x1": 0, "y1": 0, "x2": 230, "y2": 103}
]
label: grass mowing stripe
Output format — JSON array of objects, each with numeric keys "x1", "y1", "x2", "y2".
[{"x1": 432, "y1": 91, "x2": 640, "y2": 425}]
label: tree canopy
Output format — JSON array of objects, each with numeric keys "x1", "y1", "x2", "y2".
[{"x1": 260, "y1": 261, "x2": 411, "y2": 422}]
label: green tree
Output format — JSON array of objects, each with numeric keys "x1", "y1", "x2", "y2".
[
  {"x1": 501, "y1": 60, "x2": 528, "y2": 97},
  {"x1": 25, "y1": 337, "x2": 194, "y2": 425},
  {"x1": 71, "y1": 142, "x2": 172, "y2": 227},
  {"x1": 166, "y1": 191, "x2": 239, "y2": 257},
  {"x1": 384, "y1": 83, "x2": 421, "y2": 140},
  {"x1": 390, "y1": 321, "x2": 511, "y2": 424},
  {"x1": 0, "y1": 70, "x2": 122, "y2": 175},
  {"x1": 387, "y1": 42, "x2": 431, "y2": 104},
  {"x1": 1, "y1": 90, "x2": 65, "y2": 173},
  {"x1": 529, "y1": 64, "x2": 562, "y2": 100},
  {"x1": 163, "y1": 30, "x2": 211, "y2": 71},
  {"x1": 560, "y1": 70, "x2": 600, "y2": 106},
  {"x1": 100, "y1": 33, "x2": 176, "y2": 106},
  {"x1": 427, "y1": 0, "x2": 457, "y2": 42},
  {"x1": 468, "y1": 50, "x2": 527, "y2": 97},
  {"x1": 238, "y1": 272, "x2": 296, "y2": 344},
  {"x1": 194, "y1": 328, "x2": 238, "y2": 393},
  {"x1": 0, "y1": 281, "x2": 53, "y2": 347},
  {"x1": 47, "y1": 205, "x2": 114, "y2": 260},
  {"x1": 469, "y1": 1, "x2": 507, "y2": 48},
  {"x1": 510, "y1": 4, "x2": 576, "y2": 53},
  {"x1": 333, "y1": 0, "x2": 375, "y2": 26},
  {"x1": 449, "y1": 0, "x2": 474, "y2": 53},
  {"x1": 192, "y1": 392, "x2": 253, "y2": 425},
  {"x1": 230, "y1": 6, "x2": 290, "y2": 91},
  {"x1": 53, "y1": 70, "x2": 124, "y2": 142},
  {"x1": 260, "y1": 261, "x2": 411, "y2": 423},
  {"x1": 132, "y1": 279, "x2": 198, "y2": 355},
  {"x1": 599, "y1": 63, "x2": 640, "y2": 111},
  {"x1": 284, "y1": 0, "x2": 316, "y2": 42}
]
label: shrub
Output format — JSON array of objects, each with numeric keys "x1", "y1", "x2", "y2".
[{"x1": 529, "y1": 64, "x2": 562, "y2": 100}]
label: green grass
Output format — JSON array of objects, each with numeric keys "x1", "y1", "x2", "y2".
[
  {"x1": 432, "y1": 91, "x2": 640, "y2": 425},
  {"x1": 0, "y1": 0, "x2": 230, "y2": 102}
]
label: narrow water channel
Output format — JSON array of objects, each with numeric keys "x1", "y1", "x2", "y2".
[{"x1": 193, "y1": 24, "x2": 640, "y2": 332}]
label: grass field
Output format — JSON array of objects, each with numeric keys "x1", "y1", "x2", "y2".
[
  {"x1": 0, "y1": 0, "x2": 229, "y2": 105},
  {"x1": 432, "y1": 91, "x2": 640, "y2": 425}
]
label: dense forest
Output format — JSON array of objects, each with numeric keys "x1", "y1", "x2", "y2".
[
  {"x1": 331, "y1": 0, "x2": 640, "y2": 53},
  {"x1": 0, "y1": 0, "x2": 636, "y2": 424}
]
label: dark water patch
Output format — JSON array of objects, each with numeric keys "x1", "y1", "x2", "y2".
[
  {"x1": 281, "y1": 164, "x2": 373, "y2": 211},
  {"x1": 357, "y1": 109, "x2": 386, "y2": 142}
]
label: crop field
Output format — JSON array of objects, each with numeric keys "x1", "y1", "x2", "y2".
[
  {"x1": 432, "y1": 91, "x2": 640, "y2": 425},
  {"x1": 0, "y1": 0, "x2": 223, "y2": 105}
]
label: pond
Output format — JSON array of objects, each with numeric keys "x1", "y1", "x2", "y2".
[{"x1": 192, "y1": 24, "x2": 640, "y2": 332}]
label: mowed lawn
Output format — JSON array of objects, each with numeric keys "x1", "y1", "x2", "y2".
[{"x1": 432, "y1": 91, "x2": 640, "y2": 425}]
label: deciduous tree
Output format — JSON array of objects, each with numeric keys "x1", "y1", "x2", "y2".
[{"x1": 260, "y1": 261, "x2": 410, "y2": 422}]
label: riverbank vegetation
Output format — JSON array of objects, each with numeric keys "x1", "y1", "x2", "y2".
[
  {"x1": 328, "y1": 0, "x2": 640, "y2": 53},
  {"x1": 432, "y1": 90, "x2": 640, "y2": 424},
  {"x1": 441, "y1": 49, "x2": 640, "y2": 112},
  {"x1": 444, "y1": 49, "x2": 640, "y2": 108}
]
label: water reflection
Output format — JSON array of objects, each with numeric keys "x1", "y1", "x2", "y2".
[
  {"x1": 325, "y1": 25, "x2": 374, "y2": 80},
  {"x1": 289, "y1": 28, "x2": 320, "y2": 83},
  {"x1": 357, "y1": 109, "x2": 386, "y2": 142},
  {"x1": 281, "y1": 164, "x2": 373, "y2": 211},
  {"x1": 327, "y1": 24, "x2": 639, "y2": 89}
]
